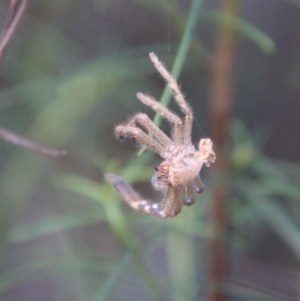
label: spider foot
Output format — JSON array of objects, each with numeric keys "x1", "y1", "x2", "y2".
[
  {"x1": 115, "y1": 126, "x2": 141, "y2": 147},
  {"x1": 183, "y1": 197, "x2": 195, "y2": 206},
  {"x1": 194, "y1": 186, "x2": 204, "y2": 193}
]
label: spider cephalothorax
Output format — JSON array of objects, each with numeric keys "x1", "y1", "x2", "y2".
[{"x1": 106, "y1": 52, "x2": 215, "y2": 218}]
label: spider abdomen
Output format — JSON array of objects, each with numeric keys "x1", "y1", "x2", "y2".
[
  {"x1": 169, "y1": 158, "x2": 204, "y2": 186},
  {"x1": 154, "y1": 156, "x2": 203, "y2": 187}
]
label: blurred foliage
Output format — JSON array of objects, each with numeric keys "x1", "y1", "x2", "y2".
[{"x1": 0, "y1": 0, "x2": 299, "y2": 301}]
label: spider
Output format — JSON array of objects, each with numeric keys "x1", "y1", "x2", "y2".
[{"x1": 106, "y1": 52, "x2": 215, "y2": 218}]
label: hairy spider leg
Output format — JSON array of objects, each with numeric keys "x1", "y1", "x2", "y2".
[
  {"x1": 105, "y1": 173, "x2": 184, "y2": 218},
  {"x1": 115, "y1": 125, "x2": 166, "y2": 158},
  {"x1": 162, "y1": 185, "x2": 185, "y2": 217},
  {"x1": 107, "y1": 54, "x2": 216, "y2": 218},
  {"x1": 149, "y1": 52, "x2": 193, "y2": 146},
  {"x1": 193, "y1": 174, "x2": 205, "y2": 193},
  {"x1": 127, "y1": 113, "x2": 173, "y2": 149},
  {"x1": 136, "y1": 93, "x2": 183, "y2": 145}
]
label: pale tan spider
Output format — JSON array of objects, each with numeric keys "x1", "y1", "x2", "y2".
[{"x1": 106, "y1": 52, "x2": 215, "y2": 218}]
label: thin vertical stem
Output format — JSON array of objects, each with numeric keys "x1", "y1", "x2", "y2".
[
  {"x1": 167, "y1": 216, "x2": 197, "y2": 301},
  {"x1": 137, "y1": 0, "x2": 205, "y2": 157},
  {"x1": 0, "y1": 0, "x2": 28, "y2": 61},
  {"x1": 209, "y1": 1, "x2": 240, "y2": 301},
  {"x1": 162, "y1": 1, "x2": 205, "y2": 299}
]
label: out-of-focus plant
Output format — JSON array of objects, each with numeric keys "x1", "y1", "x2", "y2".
[
  {"x1": 0, "y1": 1, "x2": 299, "y2": 301},
  {"x1": 230, "y1": 120, "x2": 300, "y2": 261}
]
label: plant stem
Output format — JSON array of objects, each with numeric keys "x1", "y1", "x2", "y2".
[
  {"x1": 137, "y1": 0, "x2": 205, "y2": 157},
  {"x1": 209, "y1": 1, "x2": 240, "y2": 300},
  {"x1": 0, "y1": 127, "x2": 67, "y2": 157},
  {"x1": 167, "y1": 215, "x2": 196, "y2": 301},
  {"x1": 0, "y1": 0, "x2": 28, "y2": 61}
]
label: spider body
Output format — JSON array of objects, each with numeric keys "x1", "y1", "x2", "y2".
[
  {"x1": 155, "y1": 146, "x2": 198, "y2": 186},
  {"x1": 106, "y1": 53, "x2": 215, "y2": 218}
]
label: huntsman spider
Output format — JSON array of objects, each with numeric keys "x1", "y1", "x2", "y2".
[{"x1": 106, "y1": 52, "x2": 215, "y2": 218}]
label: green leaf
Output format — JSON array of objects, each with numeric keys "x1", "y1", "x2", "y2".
[{"x1": 56, "y1": 174, "x2": 133, "y2": 246}]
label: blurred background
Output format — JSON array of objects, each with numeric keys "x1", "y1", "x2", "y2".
[{"x1": 0, "y1": 0, "x2": 300, "y2": 300}]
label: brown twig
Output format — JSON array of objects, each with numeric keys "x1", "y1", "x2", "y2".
[
  {"x1": 0, "y1": 0, "x2": 28, "y2": 60},
  {"x1": 0, "y1": 127, "x2": 67, "y2": 157},
  {"x1": 0, "y1": 0, "x2": 67, "y2": 157},
  {"x1": 209, "y1": 1, "x2": 240, "y2": 301}
]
